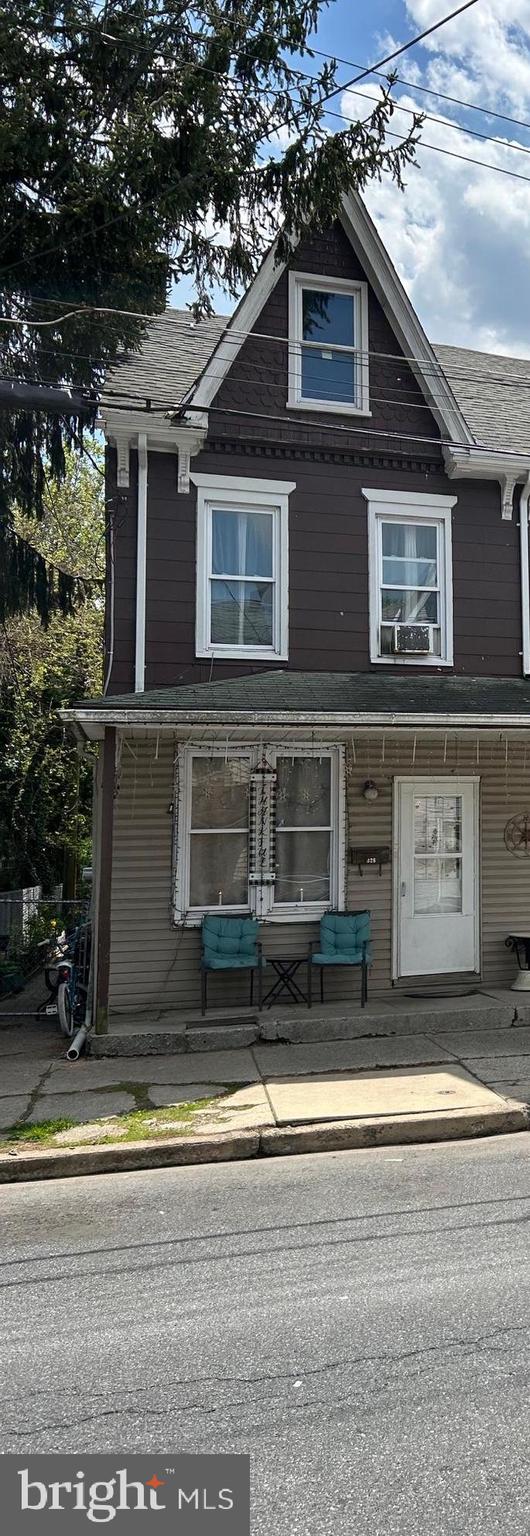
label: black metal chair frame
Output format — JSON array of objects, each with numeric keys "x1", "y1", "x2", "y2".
[{"x1": 200, "y1": 941, "x2": 264, "y2": 1016}]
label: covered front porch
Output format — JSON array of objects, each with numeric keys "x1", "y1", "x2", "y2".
[{"x1": 64, "y1": 671, "x2": 530, "y2": 1038}]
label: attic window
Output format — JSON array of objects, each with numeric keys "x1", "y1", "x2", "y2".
[{"x1": 288, "y1": 272, "x2": 370, "y2": 415}]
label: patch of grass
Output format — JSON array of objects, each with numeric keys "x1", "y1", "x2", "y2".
[
  {"x1": 0, "y1": 1096, "x2": 221, "y2": 1150},
  {"x1": 3, "y1": 1117, "x2": 76, "y2": 1144},
  {"x1": 96, "y1": 1099, "x2": 216, "y2": 1144},
  {"x1": 0, "y1": 1082, "x2": 252, "y2": 1153}
]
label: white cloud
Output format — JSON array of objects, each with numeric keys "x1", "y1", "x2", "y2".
[{"x1": 340, "y1": 4, "x2": 530, "y2": 357}]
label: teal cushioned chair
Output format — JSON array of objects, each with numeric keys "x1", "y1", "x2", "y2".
[
  {"x1": 201, "y1": 915, "x2": 264, "y2": 1015},
  {"x1": 308, "y1": 911, "x2": 371, "y2": 1008}
]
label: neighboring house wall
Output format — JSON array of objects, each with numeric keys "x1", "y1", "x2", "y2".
[{"x1": 107, "y1": 733, "x2": 527, "y2": 1013}]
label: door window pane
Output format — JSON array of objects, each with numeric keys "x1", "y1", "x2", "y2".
[
  {"x1": 302, "y1": 290, "x2": 355, "y2": 346},
  {"x1": 276, "y1": 758, "x2": 331, "y2": 828},
  {"x1": 414, "y1": 795, "x2": 462, "y2": 855},
  {"x1": 414, "y1": 857, "x2": 462, "y2": 914},
  {"x1": 190, "y1": 833, "x2": 248, "y2": 907},
  {"x1": 210, "y1": 580, "x2": 273, "y2": 646},
  {"x1": 275, "y1": 830, "x2": 331, "y2": 903}
]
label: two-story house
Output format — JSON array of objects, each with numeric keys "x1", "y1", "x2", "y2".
[{"x1": 63, "y1": 190, "x2": 530, "y2": 1032}]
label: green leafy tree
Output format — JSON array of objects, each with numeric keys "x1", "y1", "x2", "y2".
[
  {"x1": 1, "y1": 0, "x2": 421, "y2": 620},
  {"x1": 0, "y1": 442, "x2": 104, "y2": 890}
]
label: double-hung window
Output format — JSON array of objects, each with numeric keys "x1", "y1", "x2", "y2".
[
  {"x1": 288, "y1": 272, "x2": 369, "y2": 414},
  {"x1": 174, "y1": 745, "x2": 344, "y2": 921},
  {"x1": 364, "y1": 490, "x2": 456, "y2": 666},
  {"x1": 192, "y1": 474, "x2": 293, "y2": 661}
]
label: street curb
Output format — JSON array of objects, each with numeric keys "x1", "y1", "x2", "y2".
[{"x1": 0, "y1": 1101, "x2": 527, "y2": 1182}]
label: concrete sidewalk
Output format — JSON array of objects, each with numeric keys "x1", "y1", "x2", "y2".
[{"x1": 0, "y1": 1015, "x2": 529, "y2": 1181}]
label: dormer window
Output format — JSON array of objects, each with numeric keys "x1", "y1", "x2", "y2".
[{"x1": 288, "y1": 272, "x2": 369, "y2": 415}]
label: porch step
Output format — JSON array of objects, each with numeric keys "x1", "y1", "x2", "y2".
[
  {"x1": 89, "y1": 994, "x2": 519, "y2": 1056},
  {"x1": 90, "y1": 1016, "x2": 259, "y2": 1057}
]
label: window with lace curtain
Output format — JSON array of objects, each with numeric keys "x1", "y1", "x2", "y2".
[
  {"x1": 173, "y1": 745, "x2": 344, "y2": 922},
  {"x1": 364, "y1": 489, "x2": 456, "y2": 666},
  {"x1": 192, "y1": 473, "x2": 294, "y2": 661}
]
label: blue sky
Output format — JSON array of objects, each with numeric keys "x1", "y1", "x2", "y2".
[{"x1": 175, "y1": 0, "x2": 530, "y2": 357}]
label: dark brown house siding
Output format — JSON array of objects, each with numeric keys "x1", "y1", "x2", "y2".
[
  {"x1": 105, "y1": 444, "x2": 521, "y2": 692},
  {"x1": 104, "y1": 220, "x2": 523, "y2": 693},
  {"x1": 212, "y1": 220, "x2": 443, "y2": 451}
]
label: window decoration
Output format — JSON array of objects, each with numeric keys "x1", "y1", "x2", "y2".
[
  {"x1": 249, "y1": 760, "x2": 277, "y2": 889},
  {"x1": 192, "y1": 473, "x2": 293, "y2": 661},
  {"x1": 288, "y1": 273, "x2": 369, "y2": 415},
  {"x1": 174, "y1": 746, "x2": 343, "y2": 922}
]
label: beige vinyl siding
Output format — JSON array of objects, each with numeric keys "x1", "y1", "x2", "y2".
[{"x1": 107, "y1": 730, "x2": 530, "y2": 1013}]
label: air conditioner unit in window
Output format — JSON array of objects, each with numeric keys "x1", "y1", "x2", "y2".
[{"x1": 393, "y1": 623, "x2": 432, "y2": 654}]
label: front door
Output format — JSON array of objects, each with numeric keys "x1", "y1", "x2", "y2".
[{"x1": 394, "y1": 777, "x2": 479, "y2": 978}]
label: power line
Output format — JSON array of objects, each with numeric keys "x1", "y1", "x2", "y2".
[
  {"x1": 93, "y1": 387, "x2": 530, "y2": 461},
  {"x1": 6, "y1": 299, "x2": 530, "y2": 393},
  {"x1": 318, "y1": 0, "x2": 480, "y2": 106},
  {"x1": 7, "y1": 335, "x2": 530, "y2": 403},
  {"x1": 339, "y1": 85, "x2": 530, "y2": 159},
  {"x1": 0, "y1": 1, "x2": 480, "y2": 284}
]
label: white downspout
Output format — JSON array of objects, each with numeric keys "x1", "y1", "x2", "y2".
[
  {"x1": 520, "y1": 473, "x2": 530, "y2": 676},
  {"x1": 135, "y1": 433, "x2": 148, "y2": 692}
]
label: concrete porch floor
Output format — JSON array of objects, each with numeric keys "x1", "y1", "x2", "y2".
[{"x1": 95, "y1": 985, "x2": 530, "y2": 1056}]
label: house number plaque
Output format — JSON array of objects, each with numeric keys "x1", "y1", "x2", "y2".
[{"x1": 350, "y1": 846, "x2": 390, "y2": 876}]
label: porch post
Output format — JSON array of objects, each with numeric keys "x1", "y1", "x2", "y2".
[{"x1": 94, "y1": 726, "x2": 116, "y2": 1034}]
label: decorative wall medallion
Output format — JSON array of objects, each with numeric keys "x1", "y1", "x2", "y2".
[{"x1": 504, "y1": 813, "x2": 530, "y2": 855}]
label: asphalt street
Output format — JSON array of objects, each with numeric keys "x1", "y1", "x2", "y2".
[{"x1": 1, "y1": 1134, "x2": 530, "y2": 1534}]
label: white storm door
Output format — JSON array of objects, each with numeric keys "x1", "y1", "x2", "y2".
[{"x1": 395, "y1": 777, "x2": 479, "y2": 977}]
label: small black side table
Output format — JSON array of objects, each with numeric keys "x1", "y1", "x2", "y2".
[{"x1": 262, "y1": 954, "x2": 308, "y2": 1008}]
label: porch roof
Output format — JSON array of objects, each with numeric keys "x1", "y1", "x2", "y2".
[{"x1": 64, "y1": 670, "x2": 530, "y2": 733}]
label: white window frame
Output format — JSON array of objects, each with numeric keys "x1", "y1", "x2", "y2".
[
  {"x1": 173, "y1": 743, "x2": 345, "y2": 924},
  {"x1": 192, "y1": 473, "x2": 294, "y2": 661},
  {"x1": 287, "y1": 271, "x2": 370, "y2": 416},
  {"x1": 364, "y1": 489, "x2": 456, "y2": 668}
]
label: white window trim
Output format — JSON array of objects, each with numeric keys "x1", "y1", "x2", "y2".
[
  {"x1": 191, "y1": 473, "x2": 294, "y2": 661},
  {"x1": 173, "y1": 743, "x2": 345, "y2": 925},
  {"x1": 364, "y1": 489, "x2": 456, "y2": 668},
  {"x1": 287, "y1": 271, "x2": 370, "y2": 417}
]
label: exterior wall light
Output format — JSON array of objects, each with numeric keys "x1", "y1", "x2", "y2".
[{"x1": 362, "y1": 780, "x2": 379, "y2": 801}]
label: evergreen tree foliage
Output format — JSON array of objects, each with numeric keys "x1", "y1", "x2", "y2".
[
  {"x1": 0, "y1": 442, "x2": 104, "y2": 888},
  {"x1": 1, "y1": 0, "x2": 420, "y2": 619}
]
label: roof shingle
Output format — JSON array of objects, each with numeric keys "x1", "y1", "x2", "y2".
[
  {"x1": 78, "y1": 670, "x2": 530, "y2": 717},
  {"x1": 102, "y1": 307, "x2": 530, "y2": 455}
]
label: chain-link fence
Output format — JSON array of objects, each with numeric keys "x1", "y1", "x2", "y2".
[{"x1": 0, "y1": 895, "x2": 91, "y2": 1019}]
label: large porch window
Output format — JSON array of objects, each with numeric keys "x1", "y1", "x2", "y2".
[{"x1": 174, "y1": 745, "x2": 344, "y2": 922}]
